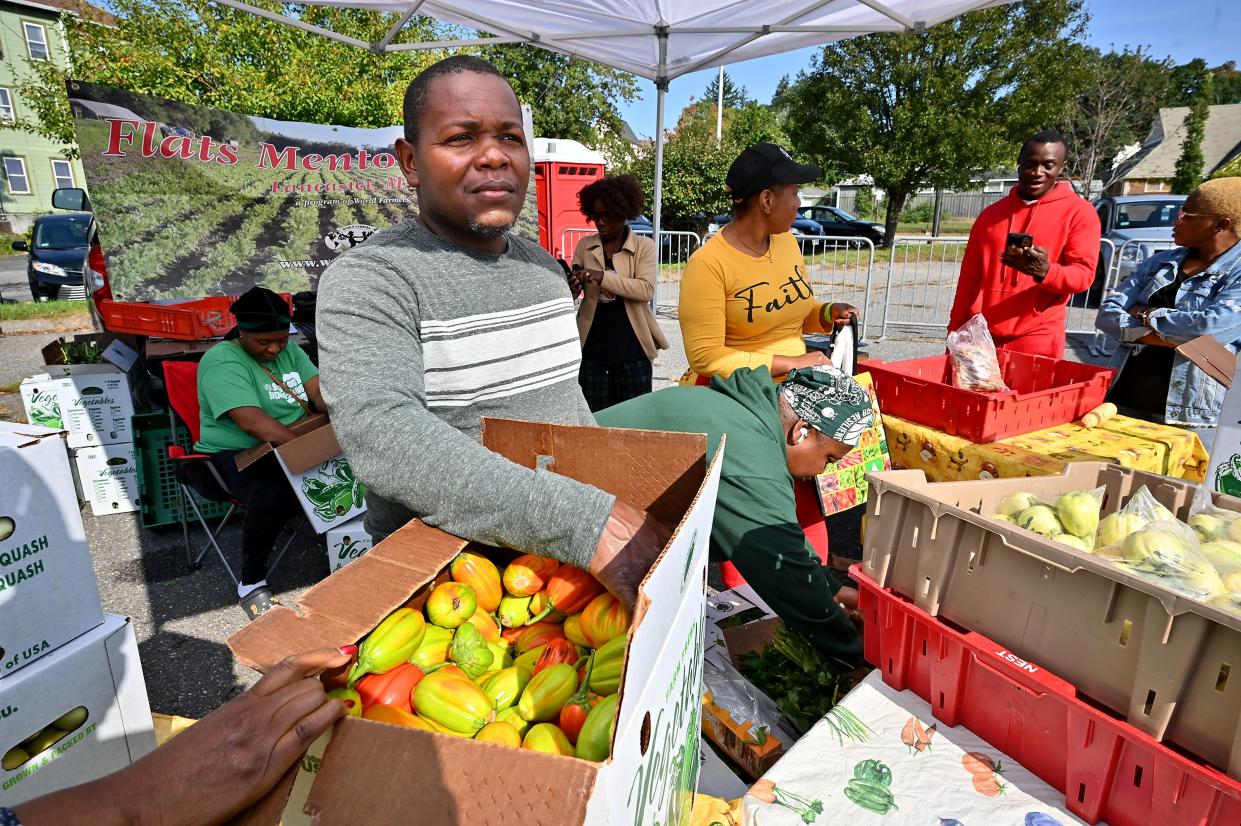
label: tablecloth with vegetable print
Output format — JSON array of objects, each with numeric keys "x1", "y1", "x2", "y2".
[
  {"x1": 740, "y1": 671, "x2": 1093, "y2": 826},
  {"x1": 883, "y1": 413, "x2": 1207, "y2": 484}
]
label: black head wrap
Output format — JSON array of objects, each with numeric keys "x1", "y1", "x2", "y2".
[{"x1": 230, "y1": 287, "x2": 290, "y2": 332}]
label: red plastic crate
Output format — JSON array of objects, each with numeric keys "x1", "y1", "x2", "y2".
[
  {"x1": 859, "y1": 351, "x2": 1114, "y2": 442},
  {"x1": 853, "y1": 563, "x2": 1241, "y2": 826},
  {"x1": 97, "y1": 294, "x2": 292, "y2": 341}
]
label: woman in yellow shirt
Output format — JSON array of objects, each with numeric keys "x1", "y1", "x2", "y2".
[{"x1": 679, "y1": 142, "x2": 859, "y2": 586}]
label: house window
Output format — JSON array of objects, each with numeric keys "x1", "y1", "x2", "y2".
[
  {"x1": 50, "y1": 159, "x2": 75, "y2": 189},
  {"x1": 1146, "y1": 180, "x2": 1171, "y2": 193},
  {"x1": 3, "y1": 157, "x2": 31, "y2": 195},
  {"x1": 0, "y1": 88, "x2": 13, "y2": 123},
  {"x1": 24, "y1": 22, "x2": 50, "y2": 61}
]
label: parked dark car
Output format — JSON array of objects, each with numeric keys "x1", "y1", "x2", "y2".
[
  {"x1": 14, "y1": 212, "x2": 91, "y2": 301},
  {"x1": 796, "y1": 205, "x2": 884, "y2": 245},
  {"x1": 626, "y1": 215, "x2": 695, "y2": 262},
  {"x1": 707, "y1": 212, "x2": 844, "y2": 252}
]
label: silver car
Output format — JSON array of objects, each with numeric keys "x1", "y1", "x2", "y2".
[{"x1": 1095, "y1": 194, "x2": 1185, "y2": 289}]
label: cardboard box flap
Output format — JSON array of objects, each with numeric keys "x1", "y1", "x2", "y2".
[
  {"x1": 235, "y1": 414, "x2": 331, "y2": 471},
  {"x1": 482, "y1": 418, "x2": 708, "y2": 527},
  {"x1": 276, "y1": 418, "x2": 344, "y2": 475},
  {"x1": 1177, "y1": 335, "x2": 1236, "y2": 389},
  {"x1": 306, "y1": 718, "x2": 598, "y2": 825},
  {"x1": 229, "y1": 521, "x2": 469, "y2": 671}
]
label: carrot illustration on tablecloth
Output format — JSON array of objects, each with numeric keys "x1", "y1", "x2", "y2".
[
  {"x1": 899, "y1": 715, "x2": 937, "y2": 753},
  {"x1": 747, "y1": 779, "x2": 824, "y2": 823},
  {"x1": 962, "y1": 751, "x2": 1007, "y2": 796}
]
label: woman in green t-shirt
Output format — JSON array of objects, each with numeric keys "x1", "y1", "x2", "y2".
[{"x1": 195, "y1": 287, "x2": 325, "y2": 618}]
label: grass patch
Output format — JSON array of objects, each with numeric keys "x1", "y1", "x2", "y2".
[
  {"x1": 0, "y1": 300, "x2": 88, "y2": 320},
  {"x1": 0, "y1": 234, "x2": 27, "y2": 256},
  {"x1": 896, "y1": 219, "x2": 974, "y2": 237}
]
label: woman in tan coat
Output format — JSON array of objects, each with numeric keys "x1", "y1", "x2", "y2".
[{"x1": 571, "y1": 174, "x2": 669, "y2": 412}]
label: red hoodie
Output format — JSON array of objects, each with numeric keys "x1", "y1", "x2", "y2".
[{"x1": 948, "y1": 182, "x2": 1101, "y2": 358}]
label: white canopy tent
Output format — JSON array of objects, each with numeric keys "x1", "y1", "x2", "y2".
[{"x1": 216, "y1": 0, "x2": 1011, "y2": 301}]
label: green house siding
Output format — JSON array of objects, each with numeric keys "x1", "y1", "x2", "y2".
[{"x1": 0, "y1": 0, "x2": 87, "y2": 232}]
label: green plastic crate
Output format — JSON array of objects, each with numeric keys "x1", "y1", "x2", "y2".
[{"x1": 133, "y1": 411, "x2": 232, "y2": 529}]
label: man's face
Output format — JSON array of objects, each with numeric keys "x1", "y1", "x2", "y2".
[
  {"x1": 239, "y1": 330, "x2": 289, "y2": 363},
  {"x1": 395, "y1": 72, "x2": 529, "y2": 251},
  {"x1": 1015, "y1": 141, "x2": 1066, "y2": 201}
]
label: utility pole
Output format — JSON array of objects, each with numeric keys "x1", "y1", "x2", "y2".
[
  {"x1": 931, "y1": 188, "x2": 944, "y2": 236},
  {"x1": 715, "y1": 66, "x2": 724, "y2": 144}
]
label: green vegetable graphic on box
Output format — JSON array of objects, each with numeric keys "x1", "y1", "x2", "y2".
[
  {"x1": 302, "y1": 459, "x2": 366, "y2": 522},
  {"x1": 27, "y1": 388, "x2": 62, "y2": 429},
  {"x1": 844, "y1": 759, "x2": 898, "y2": 814},
  {"x1": 747, "y1": 779, "x2": 824, "y2": 823}
]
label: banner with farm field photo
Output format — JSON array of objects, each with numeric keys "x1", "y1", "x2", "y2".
[{"x1": 67, "y1": 81, "x2": 538, "y2": 301}]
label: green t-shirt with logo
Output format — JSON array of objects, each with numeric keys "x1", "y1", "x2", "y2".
[{"x1": 195, "y1": 340, "x2": 319, "y2": 453}]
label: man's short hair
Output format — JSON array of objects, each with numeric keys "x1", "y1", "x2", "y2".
[
  {"x1": 1021, "y1": 130, "x2": 1067, "y2": 158},
  {"x1": 403, "y1": 55, "x2": 508, "y2": 145}
]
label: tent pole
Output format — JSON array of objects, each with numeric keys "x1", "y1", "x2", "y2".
[
  {"x1": 651, "y1": 23, "x2": 669, "y2": 313},
  {"x1": 651, "y1": 80, "x2": 666, "y2": 313}
]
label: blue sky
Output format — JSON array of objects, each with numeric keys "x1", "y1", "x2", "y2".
[{"x1": 617, "y1": 0, "x2": 1239, "y2": 139}]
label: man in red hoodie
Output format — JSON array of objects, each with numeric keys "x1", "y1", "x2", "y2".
[{"x1": 948, "y1": 131, "x2": 1101, "y2": 358}]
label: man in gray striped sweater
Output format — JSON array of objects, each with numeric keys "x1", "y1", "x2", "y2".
[{"x1": 317, "y1": 56, "x2": 666, "y2": 604}]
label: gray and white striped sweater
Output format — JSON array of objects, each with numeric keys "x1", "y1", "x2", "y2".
[{"x1": 316, "y1": 219, "x2": 614, "y2": 570}]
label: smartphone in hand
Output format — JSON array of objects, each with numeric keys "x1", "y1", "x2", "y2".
[{"x1": 1006, "y1": 232, "x2": 1033, "y2": 250}]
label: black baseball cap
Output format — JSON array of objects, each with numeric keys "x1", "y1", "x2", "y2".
[{"x1": 725, "y1": 143, "x2": 822, "y2": 201}]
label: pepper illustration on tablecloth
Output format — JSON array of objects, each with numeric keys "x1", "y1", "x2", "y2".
[{"x1": 843, "y1": 759, "x2": 898, "y2": 814}]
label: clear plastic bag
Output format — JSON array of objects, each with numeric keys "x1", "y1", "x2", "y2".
[
  {"x1": 1095, "y1": 493, "x2": 1225, "y2": 601},
  {"x1": 947, "y1": 313, "x2": 1009, "y2": 392},
  {"x1": 1187, "y1": 482, "x2": 1241, "y2": 544},
  {"x1": 990, "y1": 486, "x2": 1103, "y2": 552},
  {"x1": 702, "y1": 655, "x2": 799, "y2": 748}
]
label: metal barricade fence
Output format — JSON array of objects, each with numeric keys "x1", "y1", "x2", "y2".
[
  {"x1": 1082, "y1": 238, "x2": 1171, "y2": 357},
  {"x1": 1064, "y1": 238, "x2": 1116, "y2": 338},
  {"x1": 878, "y1": 236, "x2": 970, "y2": 338},
  {"x1": 559, "y1": 227, "x2": 702, "y2": 311},
  {"x1": 796, "y1": 235, "x2": 877, "y2": 342}
]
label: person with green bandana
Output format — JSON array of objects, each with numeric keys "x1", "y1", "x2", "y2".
[
  {"x1": 597, "y1": 364, "x2": 872, "y2": 661},
  {"x1": 195, "y1": 286, "x2": 325, "y2": 617}
]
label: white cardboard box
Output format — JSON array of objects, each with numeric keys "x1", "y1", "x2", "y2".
[
  {"x1": 228, "y1": 421, "x2": 724, "y2": 825},
  {"x1": 325, "y1": 515, "x2": 371, "y2": 574},
  {"x1": 71, "y1": 443, "x2": 141, "y2": 516},
  {"x1": 0, "y1": 422, "x2": 105, "y2": 679},
  {"x1": 237, "y1": 416, "x2": 366, "y2": 535},
  {"x1": 20, "y1": 365, "x2": 135, "y2": 449},
  {"x1": 1209, "y1": 360, "x2": 1241, "y2": 495},
  {"x1": 0, "y1": 614, "x2": 156, "y2": 805}
]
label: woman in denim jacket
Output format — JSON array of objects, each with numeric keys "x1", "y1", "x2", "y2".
[{"x1": 1096, "y1": 178, "x2": 1241, "y2": 451}]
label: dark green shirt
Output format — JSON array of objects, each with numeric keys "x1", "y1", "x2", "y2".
[{"x1": 597, "y1": 367, "x2": 861, "y2": 663}]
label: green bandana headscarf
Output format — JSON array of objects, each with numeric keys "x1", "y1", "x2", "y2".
[{"x1": 780, "y1": 364, "x2": 874, "y2": 446}]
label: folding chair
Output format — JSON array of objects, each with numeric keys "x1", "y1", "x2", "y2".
[{"x1": 161, "y1": 360, "x2": 299, "y2": 586}]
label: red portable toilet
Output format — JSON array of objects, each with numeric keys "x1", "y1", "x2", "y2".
[{"x1": 533, "y1": 138, "x2": 605, "y2": 261}]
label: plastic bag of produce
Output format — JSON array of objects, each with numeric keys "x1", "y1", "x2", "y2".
[
  {"x1": 1094, "y1": 485, "x2": 1174, "y2": 550},
  {"x1": 991, "y1": 487, "x2": 1103, "y2": 552},
  {"x1": 1097, "y1": 515, "x2": 1225, "y2": 602},
  {"x1": 1187, "y1": 483, "x2": 1241, "y2": 544},
  {"x1": 703, "y1": 655, "x2": 799, "y2": 746},
  {"x1": 946, "y1": 314, "x2": 1009, "y2": 393}
]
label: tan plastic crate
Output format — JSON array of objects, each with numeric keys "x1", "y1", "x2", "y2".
[{"x1": 862, "y1": 462, "x2": 1241, "y2": 778}]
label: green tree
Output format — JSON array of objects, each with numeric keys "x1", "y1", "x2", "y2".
[
  {"x1": 781, "y1": 0, "x2": 1089, "y2": 246},
  {"x1": 702, "y1": 70, "x2": 750, "y2": 109},
  {"x1": 13, "y1": 0, "x2": 635, "y2": 154},
  {"x1": 1171, "y1": 70, "x2": 1214, "y2": 194},
  {"x1": 1212, "y1": 61, "x2": 1241, "y2": 105},
  {"x1": 1060, "y1": 46, "x2": 1173, "y2": 198}
]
